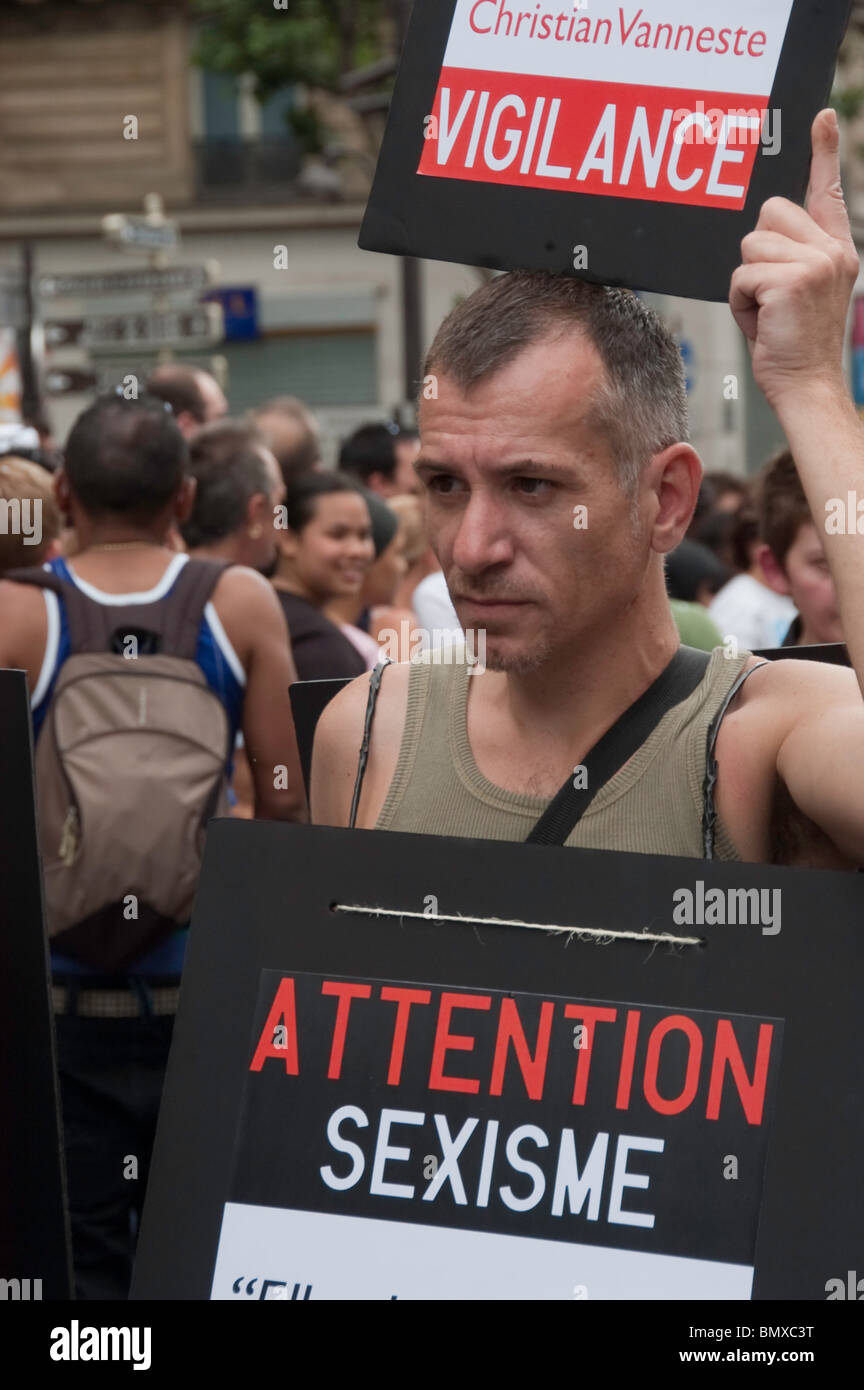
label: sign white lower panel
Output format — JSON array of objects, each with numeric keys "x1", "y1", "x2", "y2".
[{"x1": 211, "y1": 1202, "x2": 754, "y2": 1301}]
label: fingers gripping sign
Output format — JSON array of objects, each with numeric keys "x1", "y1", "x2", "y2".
[{"x1": 729, "y1": 109, "x2": 860, "y2": 409}]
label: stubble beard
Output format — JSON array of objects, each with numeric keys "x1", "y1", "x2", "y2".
[{"x1": 481, "y1": 627, "x2": 557, "y2": 675}]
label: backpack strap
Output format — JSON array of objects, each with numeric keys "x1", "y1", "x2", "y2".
[
  {"x1": 6, "y1": 558, "x2": 231, "y2": 659},
  {"x1": 526, "y1": 645, "x2": 711, "y2": 846},
  {"x1": 702, "y1": 659, "x2": 770, "y2": 859},
  {"x1": 159, "y1": 558, "x2": 232, "y2": 660},
  {"x1": 349, "y1": 656, "x2": 395, "y2": 829}
]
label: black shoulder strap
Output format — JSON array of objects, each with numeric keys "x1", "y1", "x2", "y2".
[
  {"x1": 525, "y1": 645, "x2": 711, "y2": 846},
  {"x1": 701, "y1": 659, "x2": 770, "y2": 860},
  {"x1": 349, "y1": 656, "x2": 395, "y2": 829}
]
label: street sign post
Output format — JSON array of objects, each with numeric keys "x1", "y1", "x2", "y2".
[
  {"x1": 38, "y1": 265, "x2": 215, "y2": 300},
  {"x1": 102, "y1": 214, "x2": 179, "y2": 256},
  {"x1": 45, "y1": 305, "x2": 223, "y2": 354},
  {"x1": 44, "y1": 367, "x2": 98, "y2": 396}
]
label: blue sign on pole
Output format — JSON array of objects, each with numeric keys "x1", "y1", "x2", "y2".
[{"x1": 204, "y1": 287, "x2": 259, "y2": 342}]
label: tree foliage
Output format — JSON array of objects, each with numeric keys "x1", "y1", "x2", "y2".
[{"x1": 192, "y1": 0, "x2": 391, "y2": 101}]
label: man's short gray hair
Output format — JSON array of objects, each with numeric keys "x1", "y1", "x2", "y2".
[{"x1": 422, "y1": 272, "x2": 689, "y2": 493}]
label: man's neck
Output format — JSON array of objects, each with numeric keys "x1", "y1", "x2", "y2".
[
  {"x1": 191, "y1": 538, "x2": 240, "y2": 564},
  {"x1": 74, "y1": 523, "x2": 168, "y2": 552},
  {"x1": 472, "y1": 587, "x2": 682, "y2": 758}
]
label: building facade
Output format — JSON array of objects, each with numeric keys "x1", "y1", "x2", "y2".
[{"x1": 0, "y1": 0, "x2": 822, "y2": 476}]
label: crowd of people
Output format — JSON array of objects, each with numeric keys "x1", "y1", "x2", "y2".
[
  {"x1": 1, "y1": 108, "x2": 862, "y2": 1303},
  {"x1": 0, "y1": 356, "x2": 849, "y2": 1296},
  {"x1": 0, "y1": 368, "x2": 442, "y2": 1297},
  {"x1": 0, "y1": 366, "x2": 843, "y2": 686}
]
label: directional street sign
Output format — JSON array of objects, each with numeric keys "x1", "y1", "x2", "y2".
[
  {"x1": 102, "y1": 214, "x2": 179, "y2": 254},
  {"x1": 44, "y1": 367, "x2": 98, "y2": 395},
  {"x1": 45, "y1": 304, "x2": 223, "y2": 353},
  {"x1": 43, "y1": 321, "x2": 84, "y2": 349},
  {"x1": 38, "y1": 264, "x2": 214, "y2": 299}
]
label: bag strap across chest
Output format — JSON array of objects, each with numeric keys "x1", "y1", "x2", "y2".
[
  {"x1": 525, "y1": 645, "x2": 711, "y2": 846},
  {"x1": 349, "y1": 646, "x2": 712, "y2": 837}
]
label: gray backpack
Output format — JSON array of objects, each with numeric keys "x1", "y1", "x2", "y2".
[{"x1": 9, "y1": 559, "x2": 234, "y2": 972}]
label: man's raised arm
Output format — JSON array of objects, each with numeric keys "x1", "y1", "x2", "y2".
[{"x1": 729, "y1": 108, "x2": 864, "y2": 861}]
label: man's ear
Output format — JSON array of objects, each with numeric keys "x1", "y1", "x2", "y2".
[
  {"x1": 54, "y1": 469, "x2": 72, "y2": 522},
  {"x1": 176, "y1": 412, "x2": 198, "y2": 439},
  {"x1": 174, "y1": 475, "x2": 197, "y2": 524},
  {"x1": 756, "y1": 542, "x2": 791, "y2": 596},
  {"x1": 247, "y1": 491, "x2": 270, "y2": 531},
  {"x1": 647, "y1": 443, "x2": 703, "y2": 554}
]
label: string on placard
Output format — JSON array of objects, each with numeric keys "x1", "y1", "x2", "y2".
[{"x1": 330, "y1": 902, "x2": 703, "y2": 948}]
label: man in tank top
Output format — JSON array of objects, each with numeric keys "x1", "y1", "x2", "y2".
[{"x1": 311, "y1": 112, "x2": 864, "y2": 872}]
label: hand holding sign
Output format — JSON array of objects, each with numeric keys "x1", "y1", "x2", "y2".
[{"x1": 730, "y1": 109, "x2": 860, "y2": 409}]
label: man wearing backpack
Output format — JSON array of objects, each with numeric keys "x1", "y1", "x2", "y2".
[{"x1": 0, "y1": 392, "x2": 307, "y2": 1298}]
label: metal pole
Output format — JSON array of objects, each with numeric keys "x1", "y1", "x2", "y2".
[
  {"x1": 397, "y1": 0, "x2": 423, "y2": 412},
  {"x1": 17, "y1": 240, "x2": 41, "y2": 424}
]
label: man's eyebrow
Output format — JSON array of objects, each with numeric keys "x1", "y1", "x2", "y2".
[{"x1": 415, "y1": 456, "x2": 572, "y2": 476}]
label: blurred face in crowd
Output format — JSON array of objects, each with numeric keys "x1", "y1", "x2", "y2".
[
  {"x1": 282, "y1": 491, "x2": 375, "y2": 605},
  {"x1": 417, "y1": 329, "x2": 694, "y2": 673},
  {"x1": 714, "y1": 489, "x2": 744, "y2": 515},
  {"x1": 197, "y1": 371, "x2": 228, "y2": 425},
  {"x1": 761, "y1": 523, "x2": 843, "y2": 645},
  {"x1": 250, "y1": 448, "x2": 285, "y2": 575},
  {"x1": 362, "y1": 528, "x2": 409, "y2": 608},
  {"x1": 394, "y1": 436, "x2": 423, "y2": 496}
]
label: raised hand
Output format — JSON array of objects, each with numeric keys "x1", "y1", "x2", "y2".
[{"x1": 729, "y1": 109, "x2": 860, "y2": 410}]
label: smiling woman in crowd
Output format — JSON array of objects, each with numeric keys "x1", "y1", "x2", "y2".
[{"x1": 271, "y1": 471, "x2": 376, "y2": 681}]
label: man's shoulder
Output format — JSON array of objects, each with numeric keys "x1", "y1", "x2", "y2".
[
  {"x1": 724, "y1": 652, "x2": 860, "y2": 740},
  {"x1": 317, "y1": 659, "x2": 415, "y2": 744},
  {"x1": 208, "y1": 564, "x2": 287, "y2": 631},
  {"x1": 744, "y1": 652, "x2": 858, "y2": 697},
  {"x1": 0, "y1": 569, "x2": 52, "y2": 618},
  {"x1": 311, "y1": 660, "x2": 417, "y2": 827}
]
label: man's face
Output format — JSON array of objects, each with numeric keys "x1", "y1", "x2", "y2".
[
  {"x1": 197, "y1": 372, "x2": 228, "y2": 425},
  {"x1": 256, "y1": 409, "x2": 320, "y2": 478},
  {"x1": 416, "y1": 330, "x2": 649, "y2": 674},
  {"x1": 783, "y1": 522, "x2": 843, "y2": 645},
  {"x1": 256, "y1": 449, "x2": 285, "y2": 575}
]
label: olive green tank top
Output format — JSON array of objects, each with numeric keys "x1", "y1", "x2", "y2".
[{"x1": 374, "y1": 646, "x2": 751, "y2": 860}]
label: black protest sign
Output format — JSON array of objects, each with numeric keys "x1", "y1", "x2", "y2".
[
  {"x1": 359, "y1": 0, "x2": 851, "y2": 301},
  {"x1": 214, "y1": 972, "x2": 779, "y2": 1298},
  {"x1": 132, "y1": 820, "x2": 864, "y2": 1301},
  {"x1": 290, "y1": 678, "x2": 352, "y2": 798},
  {"x1": 0, "y1": 669, "x2": 72, "y2": 1301}
]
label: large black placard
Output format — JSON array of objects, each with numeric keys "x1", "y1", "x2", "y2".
[
  {"x1": 360, "y1": 0, "x2": 851, "y2": 301},
  {"x1": 0, "y1": 669, "x2": 72, "y2": 1302},
  {"x1": 132, "y1": 818, "x2": 863, "y2": 1300}
]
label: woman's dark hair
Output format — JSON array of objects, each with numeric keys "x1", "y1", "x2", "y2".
[{"x1": 284, "y1": 470, "x2": 366, "y2": 533}]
